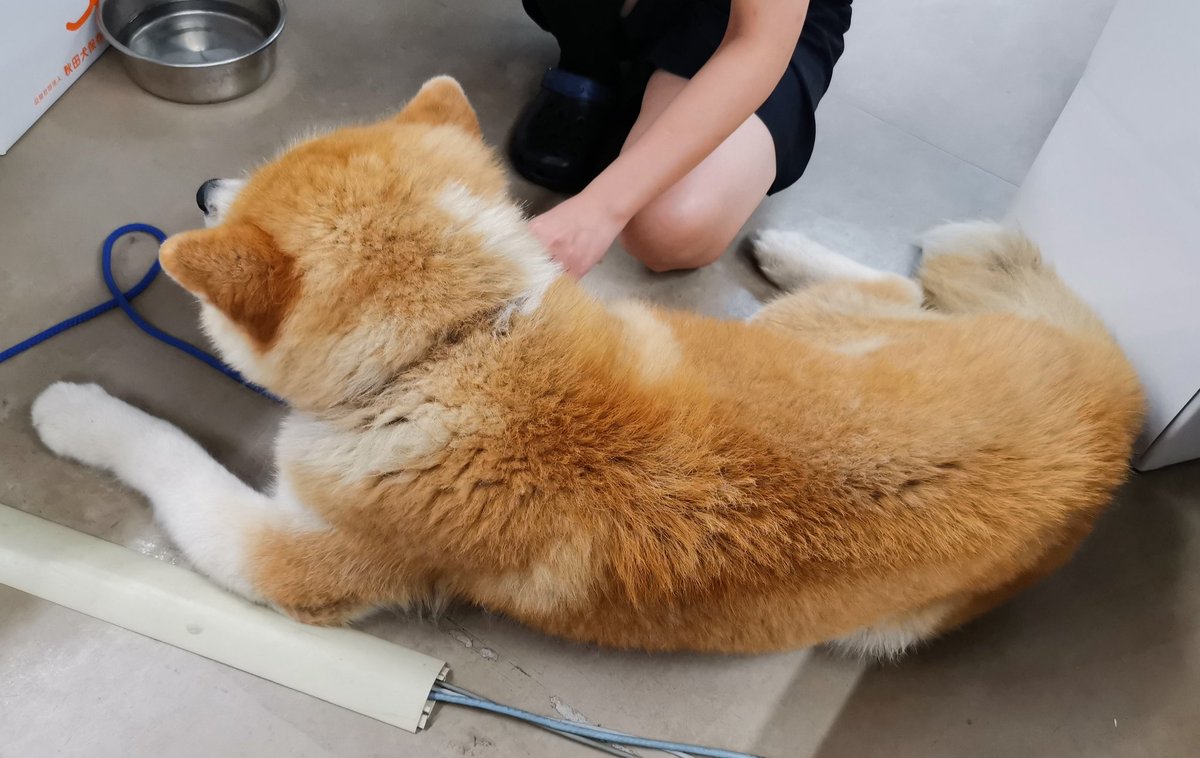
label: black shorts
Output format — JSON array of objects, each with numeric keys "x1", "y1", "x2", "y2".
[{"x1": 620, "y1": 0, "x2": 852, "y2": 194}]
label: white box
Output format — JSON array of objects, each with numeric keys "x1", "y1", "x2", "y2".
[
  {"x1": 1, "y1": 1, "x2": 109, "y2": 155},
  {"x1": 1010, "y1": 0, "x2": 1200, "y2": 471}
]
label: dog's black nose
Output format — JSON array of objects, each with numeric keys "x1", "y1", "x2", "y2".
[{"x1": 196, "y1": 178, "x2": 222, "y2": 213}]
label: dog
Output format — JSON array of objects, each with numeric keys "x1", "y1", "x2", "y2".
[{"x1": 32, "y1": 76, "x2": 1144, "y2": 657}]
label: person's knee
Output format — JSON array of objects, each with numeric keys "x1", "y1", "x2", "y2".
[{"x1": 620, "y1": 195, "x2": 729, "y2": 273}]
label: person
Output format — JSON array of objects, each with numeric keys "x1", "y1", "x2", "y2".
[{"x1": 510, "y1": 0, "x2": 852, "y2": 277}]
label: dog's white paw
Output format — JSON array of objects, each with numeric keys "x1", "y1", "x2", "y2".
[
  {"x1": 31, "y1": 382, "x2": 128, "y2": 470},
  {"x1": 752, "y1": 230, "x2": 884, "y2": 290},
  {"x1": 751, "y1": 230, "x2": 811, "y2": 290}
]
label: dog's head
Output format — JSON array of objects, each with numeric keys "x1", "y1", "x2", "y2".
[{"x1": 161, "y1": 77, "x2": 559, "y2": 408}]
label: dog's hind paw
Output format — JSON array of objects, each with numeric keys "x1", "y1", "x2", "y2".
[{"x1": 751, "y1": 230, "x2": 887, "y2": 290}]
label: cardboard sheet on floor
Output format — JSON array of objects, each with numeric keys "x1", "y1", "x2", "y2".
[{"x1": 0, "y1": 503, "x2": 447, "y2": 733}]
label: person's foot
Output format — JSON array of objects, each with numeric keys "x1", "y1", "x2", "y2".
[{"x1": 509, "y1": 69, "x2": 619, "y2": 194}]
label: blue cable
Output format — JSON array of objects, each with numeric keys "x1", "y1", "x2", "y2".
[
  {"x1": 429, "y1": 687, "x2": 761, "y2": 758},
  {"x1": 0, "y1": 223, "x2": 282, "y2": 404}
]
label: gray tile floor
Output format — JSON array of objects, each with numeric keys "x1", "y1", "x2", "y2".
[{"x1": 3, "y1": 1, "x2": 1198, "y2": 756}]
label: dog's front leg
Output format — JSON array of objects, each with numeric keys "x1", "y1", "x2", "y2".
[{"x1": 31, "y1": 382, "x2": 287, "y2": 600}]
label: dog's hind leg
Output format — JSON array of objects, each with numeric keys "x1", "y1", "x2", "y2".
[
  {"x1": 749, "y1": 230, "x2": 927, "y2": 339},
  {"x1": 31, "y1": 382, "x2": 324, "y2": 602},
  {"x1": 750, "y1": 230, "x2": 897, "y2": 293}
]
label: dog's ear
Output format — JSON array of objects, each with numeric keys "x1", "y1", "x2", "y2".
[
  {"x1": 393, "y1": 75, "x2": 482, "y2": 138},
  {"x1": 159, "y1": 223, "x2": 301, "y2": 347}
]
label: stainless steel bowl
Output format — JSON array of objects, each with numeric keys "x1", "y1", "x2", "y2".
[{"x1": 99, "y1": 0, "x2": 286, "y2": 103}]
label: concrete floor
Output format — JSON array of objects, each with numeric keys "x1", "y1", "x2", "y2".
[{"x1": 2, "y1": 1, "x2": 1198, "y2": 756}]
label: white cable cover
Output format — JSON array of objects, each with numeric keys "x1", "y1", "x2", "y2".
[{"x1": 0, "y1": 503, "x2": 447, "y2": 733}]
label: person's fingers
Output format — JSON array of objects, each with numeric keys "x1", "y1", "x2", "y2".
[{"x1": 563, "y1": 254, "x2": 586, "y2": 279}]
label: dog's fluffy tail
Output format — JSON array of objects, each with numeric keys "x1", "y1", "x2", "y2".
[{"x1": 917, "y1": 221, "x2": 1110, "y2": 340}]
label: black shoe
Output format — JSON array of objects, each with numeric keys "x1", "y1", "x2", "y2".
[{"x1": 509, "y1": 68, "x2": 618, "y2": 194}]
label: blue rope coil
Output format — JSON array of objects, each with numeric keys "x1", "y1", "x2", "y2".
[{"x1": 0, "y1": 223, "x2": 281, "y2": 404}]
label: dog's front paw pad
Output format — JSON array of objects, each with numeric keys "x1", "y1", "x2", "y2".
[{"x1": 31, "y1": 382, "x2": 122, "y2": 467}]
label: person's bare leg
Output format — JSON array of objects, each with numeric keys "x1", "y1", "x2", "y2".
[{"x1": 618, "y1": 70, "x2": 777, "y2": 272}]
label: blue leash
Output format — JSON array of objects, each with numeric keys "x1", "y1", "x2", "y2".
[{"x1": 0, "y1": 223, "x2": 281, "y2": 404}]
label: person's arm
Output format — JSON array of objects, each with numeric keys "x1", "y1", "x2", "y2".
[{"x1": 530, "y1": 0, "x2": 811, "y2": 276}]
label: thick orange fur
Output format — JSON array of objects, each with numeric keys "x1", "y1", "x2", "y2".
[{"x1": 153, "y1": 77, "x2": 1144, "y2": 655}]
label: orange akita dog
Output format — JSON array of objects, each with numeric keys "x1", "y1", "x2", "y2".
[{"x1": 33, "y1": 77, "x2": 1143, "y2": 656}]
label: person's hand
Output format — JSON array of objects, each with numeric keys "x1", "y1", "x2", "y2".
[{"x1": 528, "y1": 192, "x2": 629, "y2": 278}]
